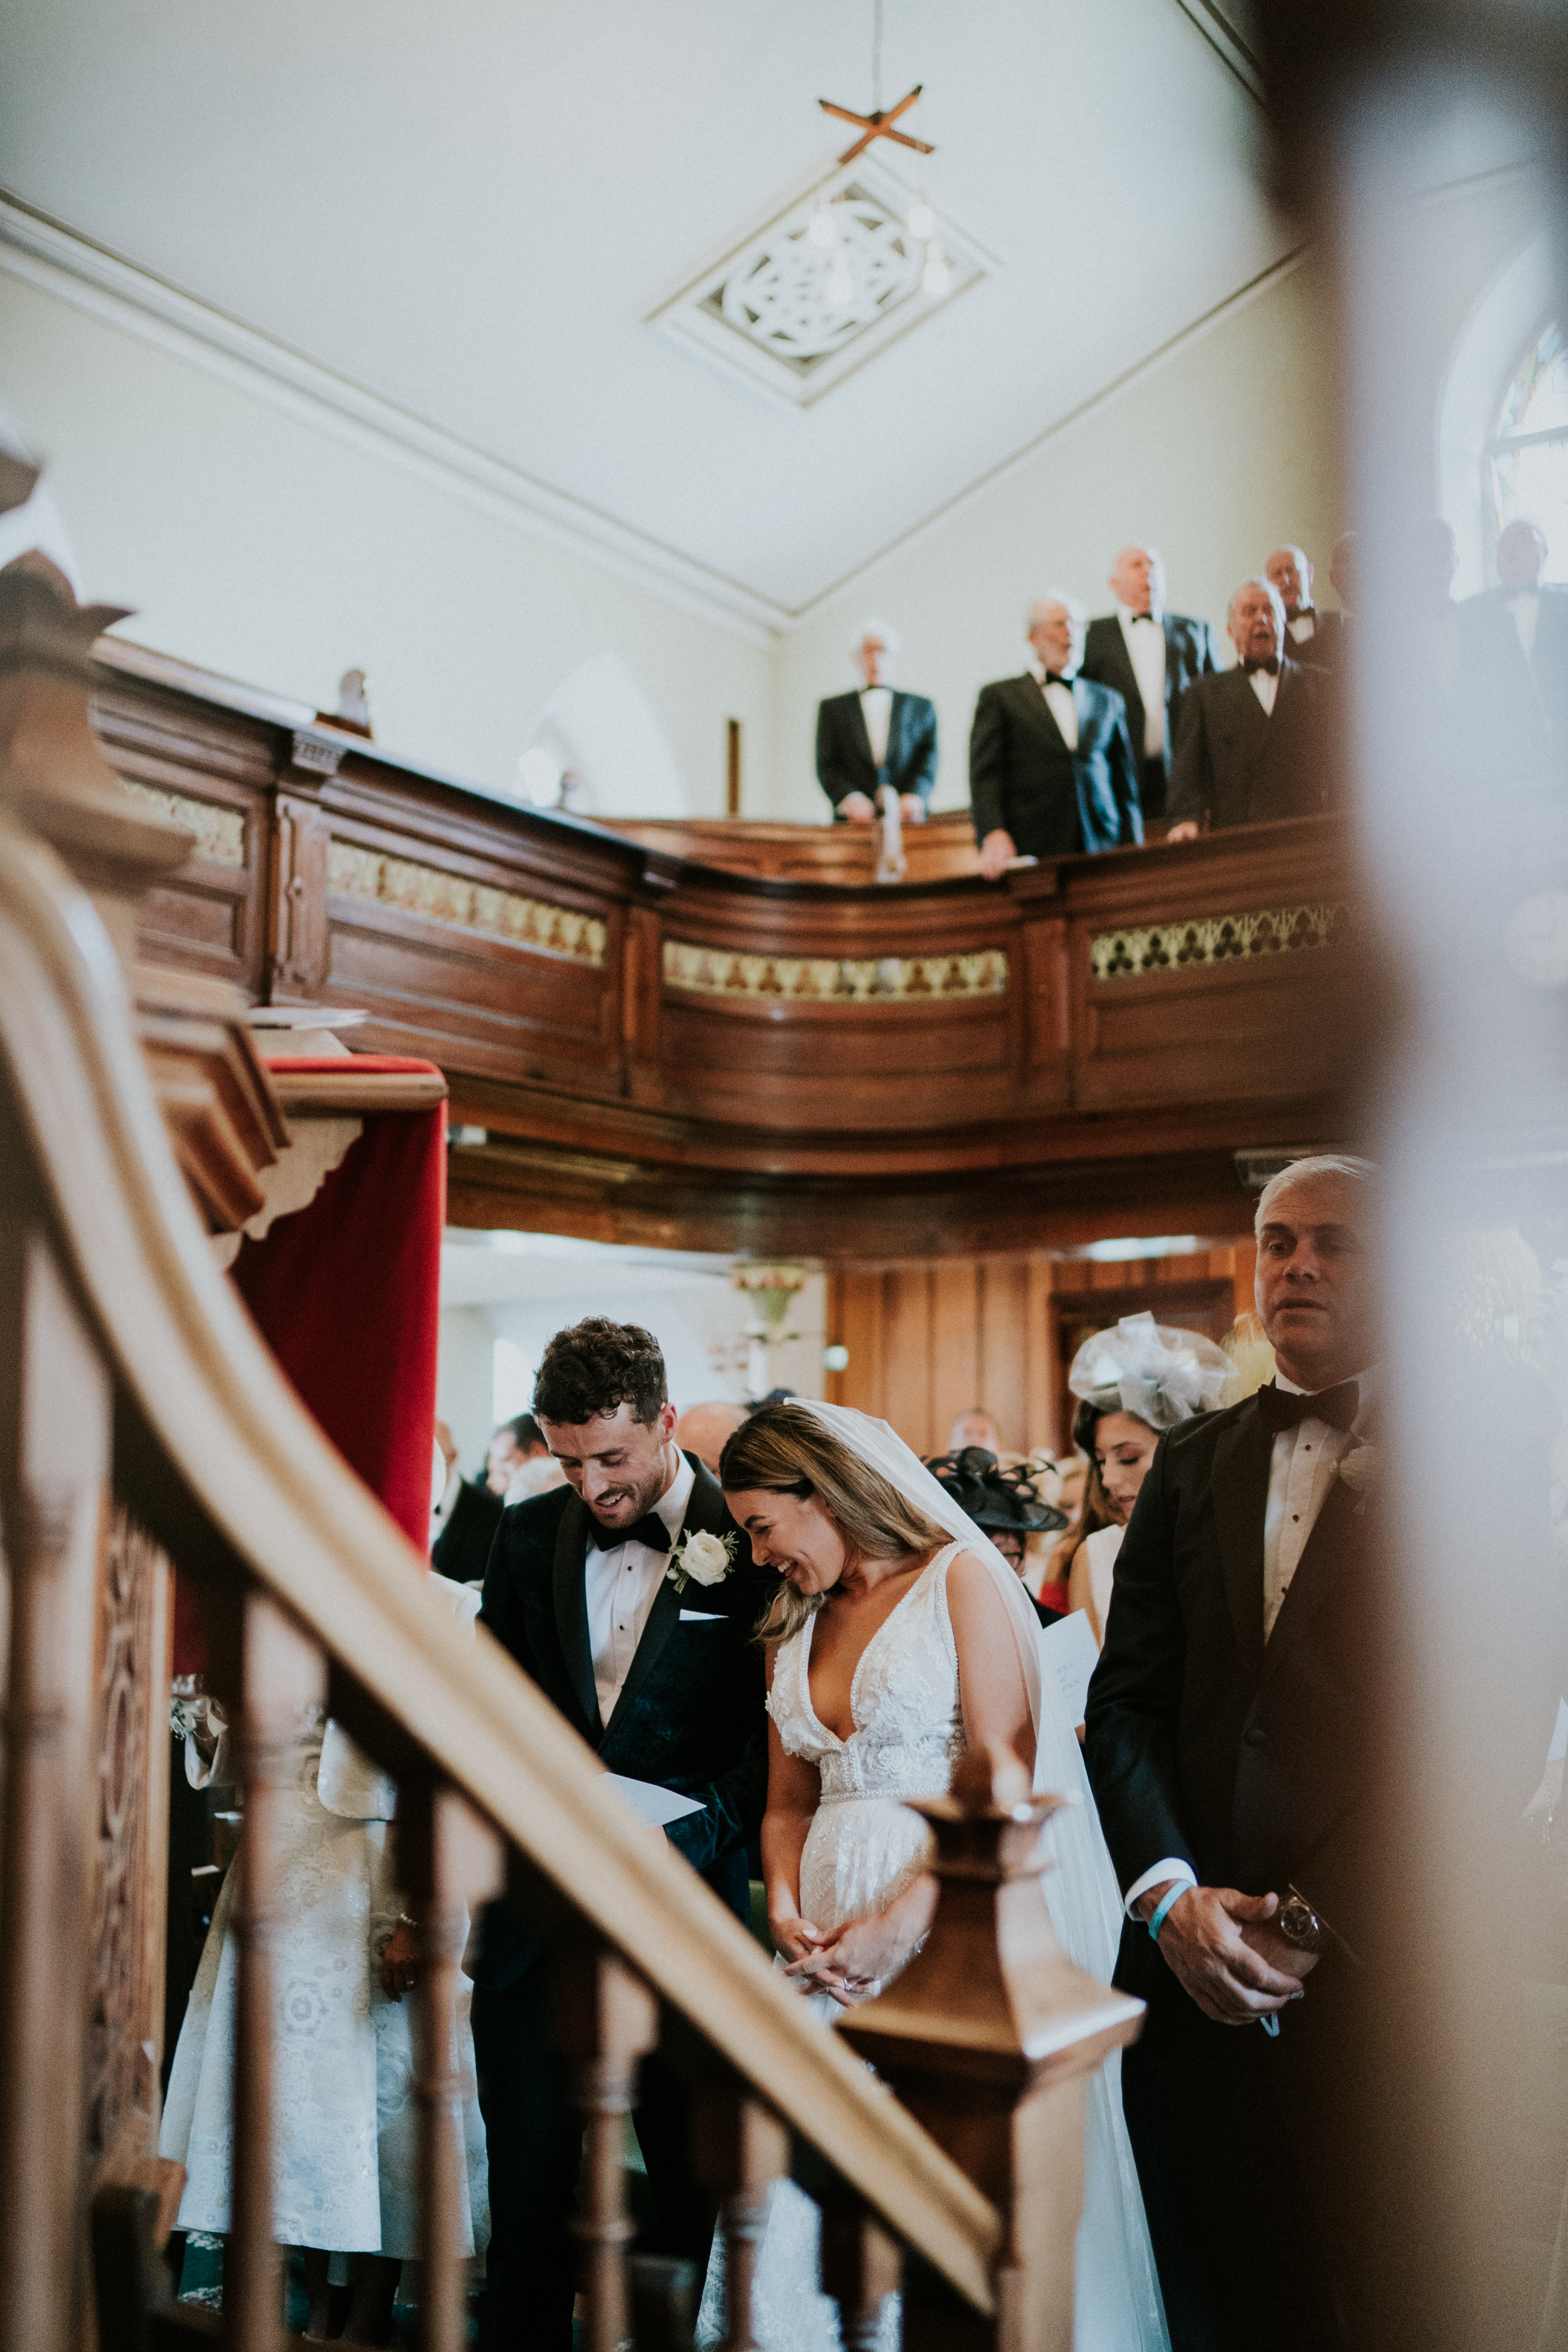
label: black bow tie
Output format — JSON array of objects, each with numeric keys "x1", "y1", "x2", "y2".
[
  {"x1": 599, "y1": 1511, "x2": 672, "y2": 1553},
  {"x1": 1254, "y1": 1379, "x2": 1359, "y2": 1434},
  {"x1": 1245, "y1": 657, "x2": 1280, "y2": 676},
  {"x1": 1129, "y1": 612, "x2": 1158, "y2": 624},
  {"x1": 1044, "y1": 672, "x2": 1071, "y2": 686}
]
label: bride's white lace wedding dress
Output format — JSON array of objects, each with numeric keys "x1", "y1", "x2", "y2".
[{"x1": 698, "y1": 1535, "x2": 1168, "y2": 2352}]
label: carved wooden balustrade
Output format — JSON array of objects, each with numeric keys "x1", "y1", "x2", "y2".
[
  {"x1": 93, "y1": 639, "x2": 1356, "y2": 1259},
  {"x1": 0, "y1": 567, "x2": 1145, "y2": 2351}
]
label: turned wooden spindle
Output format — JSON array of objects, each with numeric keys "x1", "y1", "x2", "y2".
[
  {"x1": 226, "y1": 1594, "x2": 324, "y2": 2352},
  {"x1": 840, "y1": 1745, "x2": 1144, "y2": 2352},
  {"x1": 554, "y1": 1945, "x2": 659, "y2": 2352},
  {"x1": 691, "y1": 2083, "x2": 790, "y2": 2352},
  {"x1": 820, "y1": 2204, "x2": 900, "y2": 2352},
  {"x1": 0, "y1": 1224, "x2": 112, "y2": 2352},
  {"x1": 399, "y1": 1781, "x2": 502, "y2": 2352}
]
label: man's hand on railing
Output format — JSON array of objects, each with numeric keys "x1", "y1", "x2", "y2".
[
  {"x1": 1165, "y1": 821, "x2": 1200, "y2": 842},
  {"x1": 839, "y1": 792, "x2": 876, "y2": 824},
  {"x1": 978, "y1": 828, "x2": 1017, "y2": 881},
  {"x1": 379, "y1": 1917, "x2": 420, "y2": 2001},
  {"x1": 899, "y1": 795, "x2": 927, "y2": 824}
]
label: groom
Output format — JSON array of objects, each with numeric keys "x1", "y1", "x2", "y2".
[
  {"x1": 1085, "y1": 1156, "x2": 1385, "y2": 2348},
  {"x1": 473, "y1": 1318, "x2": 770, "y2": 2349}
]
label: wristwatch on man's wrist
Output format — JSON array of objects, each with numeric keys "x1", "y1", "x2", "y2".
[{"x1": 1275, "y1": 1886, "x2": 1324, "y2": 1955}]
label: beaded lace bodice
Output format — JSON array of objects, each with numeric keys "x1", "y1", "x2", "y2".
[{"x1": 768, "y1": 1540, "x2": 966, "y2": 1803}]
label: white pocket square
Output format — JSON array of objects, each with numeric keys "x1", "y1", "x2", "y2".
[{"x1": 679, "y1": 1609, "x2": 725, "y2": 1622}]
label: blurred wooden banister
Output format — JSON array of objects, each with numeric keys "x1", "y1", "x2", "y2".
[
  {"x1": 0, "y1": 555, "x2": 1142, "y2": 2347},
  {"x1": 0, "y1": 806, "x2": 1003, "y2": 2320}
]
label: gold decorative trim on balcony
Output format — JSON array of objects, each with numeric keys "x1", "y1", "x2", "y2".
[
  {"x1": 664, "y1": 939, "x2": 1009, "y2": 1003},
  {"x1": 123, "y1": 780, "x2": 245, "y2": 868},
  {"x1": 1090, "y1": 901, "x2": 1346, "y2": 983},
  {"x1": 327, "y1": 842, "x2": 606, "y2": 966}
]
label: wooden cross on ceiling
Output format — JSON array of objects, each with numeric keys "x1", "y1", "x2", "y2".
[{"x1": 818, "y1": 84, "x2": 935, "y2": 168}]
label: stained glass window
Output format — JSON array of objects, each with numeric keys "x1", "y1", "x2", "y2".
[{"x1": 1488, "y1": 324, "x2": 1568, "y2": 577}]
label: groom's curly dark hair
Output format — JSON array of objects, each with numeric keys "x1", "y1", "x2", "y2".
[{"x1": 533, "y1": 1318, "x2": 667, "y2": 1427}]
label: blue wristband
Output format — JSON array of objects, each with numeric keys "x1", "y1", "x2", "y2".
[{"x1": 1147, "y1": 1882, "x2": 1189, "y2": 1943}]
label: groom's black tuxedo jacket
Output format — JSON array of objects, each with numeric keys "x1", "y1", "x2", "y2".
[
  {"x1": 473, "y1": 1454, "x2": 772, "y2": 1986},
  {"x1": 815, "y1": 689, "x2": 938, "y2": 815},
  {"x1": 1085, "y1": 1396, "x2": 1379, "y2": 1967}
]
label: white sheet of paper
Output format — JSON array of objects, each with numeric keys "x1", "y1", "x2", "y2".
[
  {"x1": 1039, "y1": 1609, "x2": 1101, "y2": 1728},
  {"x1": 605, "y1": 1773, "x2": 704, "y2": 1829}
]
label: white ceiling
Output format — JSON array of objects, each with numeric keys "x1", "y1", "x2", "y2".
[{"x1": 0, "y1": 0, "x2": 1281, "y2": 618}]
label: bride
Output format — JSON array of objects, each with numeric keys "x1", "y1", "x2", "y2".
[{"x1": 699, "y1": 1399, "x2": 1167, "y2": 2352}]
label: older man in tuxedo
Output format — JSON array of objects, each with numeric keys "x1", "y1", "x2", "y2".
[
  {"x1": 1264, "y1": 542, "x2": 1346, "y2": 665},
  {"x1": 1086, "y1": 1157, "x2": 1384, "y2": 2346},
  {"x1": 1079, "y1": 544, "x2": 1218, "y2": 819},
  {"x1": 970, "y1": 592, "x2": 1142, "y2": 879},
  {"x1": 473, "y1": 1319, "x2": 770, "y2": 2349},
  {"x1": 1458, "y1": 515, "x2": 1568, "y2": 778},
  {"x1": 815, "y1": 617, "x2": 938, "y2": 825},
  {"x1": 1167, "y1": 577, "x2": 1336, "y2": 837}
]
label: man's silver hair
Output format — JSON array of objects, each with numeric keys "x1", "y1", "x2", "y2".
[
  {"x1": 1025, "y1": 591, "x2": 1087, "y2": 634},
  {"x1": 1267, "y1": 543, "x2": 1313, "y2": 579},
  {"x1": 1254, "y1": 1153, "x2": 1376, "y2": 1235},
  {"x1": 1230, "y1": 575, "x2": 1288, "y2": 628},
  {"x1": 851, "y1": 616, "x2": 900, "y2": 661}
]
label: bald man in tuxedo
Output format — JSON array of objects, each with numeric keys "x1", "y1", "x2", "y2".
[
  {"x1": 1079, "y1": 544, "x2": 1218, "y2": 819},
  {"x1": 1167, "y1": 580, "x2": 1337, "y2": 837}
]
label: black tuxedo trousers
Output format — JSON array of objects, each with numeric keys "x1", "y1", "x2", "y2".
[{"x1": 472, "y1": 1461, "x2": 770, "y2": 2349}]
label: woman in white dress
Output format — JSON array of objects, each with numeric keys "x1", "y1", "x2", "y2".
[
  {"x1": 1065, "y1": 1315, "x2": 1232, "y2": 1644},
  {"x1": 160, "y1": 1574, "x2": 489, "y2": 2342},
  {"x1": 699, "y1": 1398, "x2": 1169, "y2": 2352}
]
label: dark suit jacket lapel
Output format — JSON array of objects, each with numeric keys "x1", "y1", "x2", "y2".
[
  {"x1": 1018, "y1": 673, "x2": 1071, "y2": 754},
  {"x1": 1098, "y1": 624, "x2": 1144, "y2": 737},
  {"x1": 553, "y1": 1496, "x2": 604, "y2": 1745},
  {"x1": 886, "y1": 690, "x2": 909, "y2": 774},
  {"x1": 1211, "y1": 1407, "x2": 1272, "y2": 1681},
  {"x1": 613, "y1": 1455, "x2": 733, "y2": 1721},
  {"x1": 845, "y1": 691, "x2": 874, "y2": 768}
]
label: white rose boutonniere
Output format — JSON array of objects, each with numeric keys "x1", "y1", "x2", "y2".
[
  {"x1": 1337, "y1": 1444, "x2": 1381, "y2": 1513},
  {"x1": 667, "y1": 1528, "x2": 738, "y2": 1595}
]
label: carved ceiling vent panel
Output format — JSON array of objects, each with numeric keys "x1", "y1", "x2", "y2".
[{"x1": 648, "y1": 161, "x2": 993, "y2": 408}]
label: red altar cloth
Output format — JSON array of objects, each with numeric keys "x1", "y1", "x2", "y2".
[{"x1": 172, "y1": 1063, "x2": 446, "y2": 1676}]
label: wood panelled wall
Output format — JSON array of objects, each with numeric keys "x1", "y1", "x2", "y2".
[{"x1": 825, "y1": 1239, "x2": 1259, "y2": 1459}]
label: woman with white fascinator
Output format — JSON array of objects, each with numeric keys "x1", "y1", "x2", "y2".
[
  {"x1": 1067, "y1": 1315, "x2": 1233, "y2": 1644},
  {"x1": 698, "y1": 1399, "x2": 1169, "y2": 2352}
]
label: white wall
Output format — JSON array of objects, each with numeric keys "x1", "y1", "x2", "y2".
[
  {"x1": 768, "y1": 261, "x2": 1341, "y2": 818},
  {"x1": 0, "y1": 269, "x2": 772, "y2": 813}
]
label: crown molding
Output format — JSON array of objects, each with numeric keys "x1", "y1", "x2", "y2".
[{"x1": 0, "y1": 191, "x2": 785, "y2": 645}]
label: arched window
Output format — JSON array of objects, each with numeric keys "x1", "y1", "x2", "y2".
[{"x1": 1487, "y1": 323, "x2": 1568, "y2": 577}]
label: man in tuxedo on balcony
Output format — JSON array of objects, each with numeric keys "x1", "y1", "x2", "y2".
[
  {"x1": 471, "y1": 1318, "x2": 770, "y2": 2349},
  {"x1": 1458, "y1": 516, "x2": 1568, "y2": 778},
  {"x1": 1166, "y1": 577, "x2": 1337, "y2": 837},
  {"x1": 1264, "y1": 543, "x2": 1346, "y2": 666},
  {"x1": 1079, "y1": 544, "x2": 1218, "y2": 820},
  {"x1": 815, "y1": 617, "x2": 938, "y2": 825},
  {"x1": 970, "y1": 593, "x2": 1143, "y2": 880}
]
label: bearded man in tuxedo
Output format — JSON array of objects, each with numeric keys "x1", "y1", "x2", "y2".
[
  {"x1": 1085, "y1": 1156, "x2": 1384, "y2": 2347},
  {"x1": 471, "y1": 1318, "x2": 771, "y2": 2349},
  {"x1": 1166, "y1": 577, "x2": 1337, "y2": 837},
  {"x1": 970, "y1": 592, "x2": 1142, "y2": 878}
]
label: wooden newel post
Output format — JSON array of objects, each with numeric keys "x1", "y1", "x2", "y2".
[{"x1": 839, "y1": 1750, "x2": 1145, "y2": 2352}]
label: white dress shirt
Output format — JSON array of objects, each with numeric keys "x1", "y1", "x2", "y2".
[
  {"x1": 584, "y1": 1450, "x2": 694, "y2": 1726},
  {"x1": 1027, "y1": 656, "x2": 1079, "y2": 748},
  {"x1": 859, "y1": 685, "x2": 894, "y2": 767},
  {"x1": 1122, "y1": 1367, "x2": 1376, "y2": 1916},
  {"x1": 1247, "y1": 665, "x2": 1280, "y2": 716},
  {"x1": 1287, "y1": 611, "x2": 1317, "y2": 645},
  {"x1": 1117, "y1": 602, "x2": 1169, "y2": 758},
  {"x1": 1507, "y1": 588, "x2": 1541, "y2": 663}
]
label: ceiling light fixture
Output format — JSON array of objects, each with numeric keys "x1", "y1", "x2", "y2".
[{"x1": 818, "y1": 0, "x2": 948, "y2": 304}]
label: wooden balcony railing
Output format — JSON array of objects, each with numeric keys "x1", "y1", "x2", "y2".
[
  {"x1": 92, "y1": 640, "x2": 1356, "y2": 1259},
  {"x1": 1, "y1": 562, "x2": 1143, "y2": 2351}
]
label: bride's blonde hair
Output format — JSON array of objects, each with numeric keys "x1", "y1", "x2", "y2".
[{"x1": 719, "y1": 1402, "x2": 950, "y2": 1644}]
